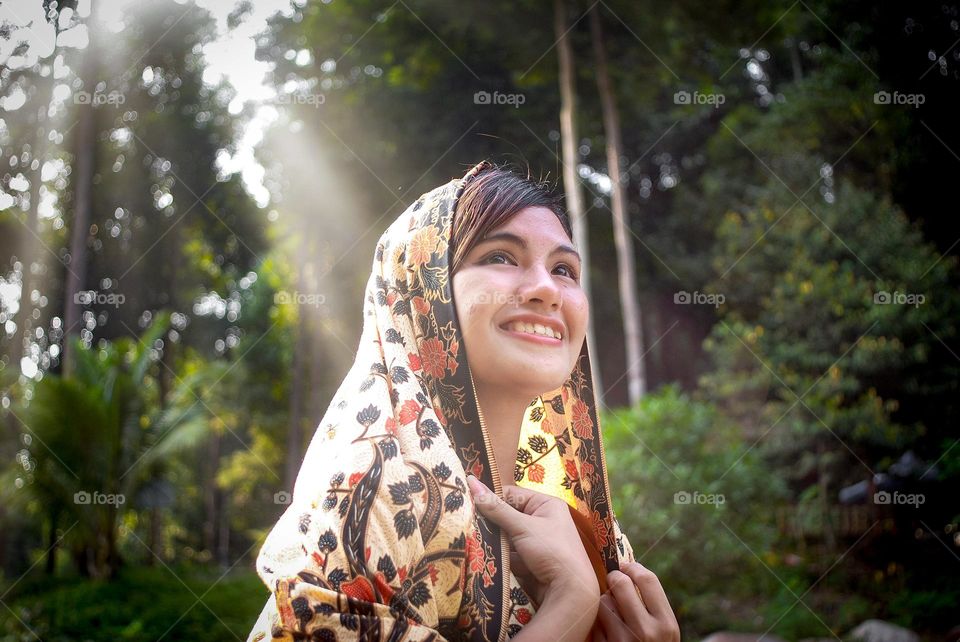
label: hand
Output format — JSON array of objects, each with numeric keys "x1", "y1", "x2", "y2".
[
  {"x1": 591, "y1": 562, "x2": 680, "y2": 642},
  {"x1": 467, "y1": 476, "x2": 600, "y2": 640}
]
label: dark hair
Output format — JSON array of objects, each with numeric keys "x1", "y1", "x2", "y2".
[{"x1": 450, "y1": 163, "x2": 571, "y2": 275}]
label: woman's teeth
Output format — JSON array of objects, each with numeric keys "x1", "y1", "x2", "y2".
[{"x1": 504, "y1": 321, "x2": 562, "y2": 340}]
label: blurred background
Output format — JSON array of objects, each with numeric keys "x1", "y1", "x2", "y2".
[{"x1": 0, "y1": 0, "x2": 958, "y2": 640}]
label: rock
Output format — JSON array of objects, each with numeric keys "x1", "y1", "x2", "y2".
[{"x1": 849, "y1": 620, "x2": 920, "y2": 642}]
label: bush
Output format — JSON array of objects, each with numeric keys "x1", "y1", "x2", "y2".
[
  {"x1": 0, "y1": 565, "x2": 265, "y2": 641},
  {"x1": 602, "y1": 386, "x2": 789, "y2": 638}
]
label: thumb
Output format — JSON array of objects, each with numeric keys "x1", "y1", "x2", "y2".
[{"x1": 467, "y1": 475, "x2": 528, "y2": 537}]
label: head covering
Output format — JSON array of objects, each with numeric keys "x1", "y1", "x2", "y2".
[{"x1": 248, "y1": 161, "x2": 635, "y2": 642}]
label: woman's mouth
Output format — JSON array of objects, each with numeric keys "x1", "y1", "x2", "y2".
[{"x1": 499, "y1": 321, "x2": 563, "y2": 345}]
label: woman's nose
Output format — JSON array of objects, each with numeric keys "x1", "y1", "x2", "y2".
[{"x1": 516, "y1": 264, "x2": 563, "y2": 309}]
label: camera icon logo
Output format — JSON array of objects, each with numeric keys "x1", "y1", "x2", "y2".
[
  {"x1": 274, "y1": 491, "x2": 293, "y2": 505},
  {"x1": 74, "y1": 490, "x2": 91, "y2": 504},
  {"x1": 474, "y1": 91, "x2": 491, "y2": 105},
  {"x1": 673, "y1": 491, "x2": 691, "y2": 504},
  {"x1": 674, "y1": 291, "x2": 691, "y2": 304},
  {"x1": 673, "y1": 91, "x2": 691, "y2": 105},
  {"x1": 873, "y1": 491, "x2": 891, "y2": 505}
]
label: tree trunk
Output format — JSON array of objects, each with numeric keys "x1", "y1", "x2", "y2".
[
  {"x1": 203, "y1": 432, "x2": 221, "y2": 554},
  {"x1": 62, "y1": 34, "x2": 99, "y2": 376},
  {"x1": 285, "y1": 257, "x2": 309, "y2": 490},
  {"x1": 589, "y1": 5, "x2": 646, "y2": 405},
  {"x1": 554, "y1": 0, "x2": 604, "y2": 404}
]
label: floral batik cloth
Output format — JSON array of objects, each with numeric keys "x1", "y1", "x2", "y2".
[{"x1": 247, "y1": 161, "x2": 635, "y2": 642}]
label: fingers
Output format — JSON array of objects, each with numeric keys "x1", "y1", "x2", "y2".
[
  {"x1": 618, "y1": 562, "x2": 674, "y2": 621},
  {"x1": 467, "y1": 475, "x2": 527, "y2": 537},
  {"x1": 596, "y1": 593, "x2": 635, "y2": 641},
  {"x1": 607, "y1": 570, "x2": 648, "y2": 633}
]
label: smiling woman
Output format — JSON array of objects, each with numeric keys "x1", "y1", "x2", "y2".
[{"x1": 246, "y1": 161, "x2": 678, "y2": 642}]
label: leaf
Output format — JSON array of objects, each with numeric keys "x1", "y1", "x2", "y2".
[{"x1": 394, "y1": 508, "x2": 418, "y2": 539}]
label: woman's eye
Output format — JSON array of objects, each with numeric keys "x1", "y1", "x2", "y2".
[
  {"x1": 484, "y1": 251, "x2": 513, "y2": 265},
  {"x1": 555, "y1": 264, "x2": 579, "y2": 281}
]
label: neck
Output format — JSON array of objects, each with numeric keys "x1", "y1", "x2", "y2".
[{"x1": 474, "y1": 382, "x2": 533, "y2": 488}]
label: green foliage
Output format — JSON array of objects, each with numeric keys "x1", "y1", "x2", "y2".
[
  {"x1": 702, "y1": 175, "x2": 958, "y2": 490},
  {"x1": 0, "y1": 566, "x2": 264, "y2": 641},
  {"x1": 12, "y1": 315, "x2": 220, "y2": 578},
  {"x1": 602, "y1": 386, "x2": 788, "y2": 637}
]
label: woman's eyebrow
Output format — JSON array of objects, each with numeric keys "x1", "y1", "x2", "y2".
[{"x1": 477, "y1": 231, "x2": 581, "y2": 262}]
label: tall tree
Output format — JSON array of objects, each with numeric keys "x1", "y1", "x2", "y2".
[
  {"x1": 589, "y1": 3, "x2": 646, "y2": 404},
  {"x1": 554, "y1": 0, "x2": 604, "y2": 402}
]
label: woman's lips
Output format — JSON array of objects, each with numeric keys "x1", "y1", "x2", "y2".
[{"x1": 498, "y1": 325, "x2": 563, "y2": 346}]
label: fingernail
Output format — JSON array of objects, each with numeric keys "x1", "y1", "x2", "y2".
[{"x1": 466, "y1": 474, "x2": 488, "y2": 498}]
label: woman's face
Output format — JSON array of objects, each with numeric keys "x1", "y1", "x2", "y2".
[{"x1": 452, "y1": 206, "x2": 588, "y2": 398}]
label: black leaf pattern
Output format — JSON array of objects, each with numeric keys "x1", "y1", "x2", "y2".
[
  {"x1": 298, "y1": 513, "x2": 311, "y2": 534},
  {"x1": 421, "y1": 419, "x2": 440, "y2": 437},
  {"x1": 530, "y1": 406, "x2": 544, "y2": 422},
  {"x1": 510, "y1": 587, "x2": 529, "y2": 605},
  {"x1": 394, "y1": 508, "x2": 418, "y2": 539},
  {"x1": 384, "y1": 328, "x2": 403, "y2": 344},
  {"x1": 359, "y1": 377, "x2": 375, "y2": 392},
  {"x1": 317, "y1": 603, "x2": 335, "y2": 616},
  {"x1": 322, "y1": 494, "x2": 337, "y2": 511},
  {"x1": 514, "y1": 464, "x2": 524, "y2": 482},
  {"x1": 432, "y1": 462, "x2": 451, "y2": 480},
  {"x1": 516, "y1": 448, "x2": 532, "y2": 465},
  {"x1": 327, "y1": 567, "x2": 348, "y2": 591},
  {"x1": 548, "y1": 394, "x2": 565, "y2": 414},
  {"x1": 379, "y1": 438, "x2": 398, "y2": 460},
  {"x1": 317, "y1": 529, "x2": 338, "y2": 553},
  {"x1": 408, "y1": 581, "x2": 432, "y2": 607},
  {"x1": 388, "y1": 481, "x2": 410, "y2": 505},
  {"x1": 390, "y1": 366, "x2": 409, "y2": 383},
  {"x1": 419, "y1": 437, "x2": 433, "y2": 450},
  {"x1": 292, "y1": 596, "x2": 313, "y2": 629},
  {"x1": 444, "y1": 491, "x2": 464, "y2": 513},
  {"x1": 377, "y1": 554, "x2": 397, "y2": 582},
  {"x1": 528, "y1": 435, "x2": 548, "y2": 454},
  {"x1": 357, "y1": 404, "x2": 381, "y2": 427},
  {"x1": 407, "y1": 473, "x2": 424, "y2": 493},
  {"x1": 371, "y1": 362, "x2": 388, "y2": 375},
  {"x1": 338, "y1": 495, "x2": 349, "y2": 517},
  {"x1": 330, "y1": 472, "x2": 345, "y2": 487}
]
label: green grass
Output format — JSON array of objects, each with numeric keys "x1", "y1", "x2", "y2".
[{"x1": 0, "y1": 565, "x2": 268, "y2": 641}]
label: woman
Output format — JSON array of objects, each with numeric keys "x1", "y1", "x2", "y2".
[{"x1": 247, "y1": 161, "x2": 679, "y2": 641}]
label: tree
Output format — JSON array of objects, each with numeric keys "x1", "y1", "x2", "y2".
[{"x1": 589, "y1": 2, "x2": 646, "y2": 403}]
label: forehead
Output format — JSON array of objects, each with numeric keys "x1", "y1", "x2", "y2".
[{"x1": 491, "y1": 206, "x2": 569, "y2": 242}]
